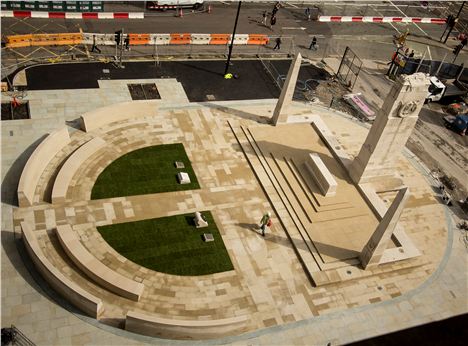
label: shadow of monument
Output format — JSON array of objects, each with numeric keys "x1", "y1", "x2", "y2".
[
  {"x1": 1, "y1": 135, "x2": 47, "y2": 207},
  {"x1": 264, "y1": 231, "x2": 360, "y2": 263},
  {"x1": 202, "y1": 102, "x2": 272, "y2": 124}
]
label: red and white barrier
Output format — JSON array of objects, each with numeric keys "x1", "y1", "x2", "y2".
[
  {"x1": 1, "y1": 10, "x2": 144, "y2": 19},
  {"x1": 318, "y1": 16, "x2": 446, "y2": 24}
]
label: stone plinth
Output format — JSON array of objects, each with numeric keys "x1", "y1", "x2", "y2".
[{"x1": 304, "y1": 153, "x2": 337, "y2": 197}]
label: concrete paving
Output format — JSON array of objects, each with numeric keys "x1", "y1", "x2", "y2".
[{"x1": 1, "y1": 72, "x2": 466, "y2": 345}]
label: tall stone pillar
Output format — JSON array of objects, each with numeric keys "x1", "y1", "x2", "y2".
[
  {"x1": 271, "y1": 53, "x2": 302, "y2": 125},
  {"x1": 360, "y1": 187, "x2": 409, "y2": 269},
  {"x1": 348, "y1": 73, "x2": 429, "y2": 184}
]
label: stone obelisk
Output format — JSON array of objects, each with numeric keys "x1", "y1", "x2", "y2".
[
  {"x1": 360, "y1": 187, "x2": 409, "y2": 269},
  {"x1": 349, "y1": 73, "x2": 429, "y2": 184},
  {"x1": 271, "y1": 53, "x2": 302, "y2": 125}
]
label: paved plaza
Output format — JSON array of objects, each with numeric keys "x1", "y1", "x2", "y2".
[{"x1": 1, "y1": 73, "x2": 467, "y2": 345}]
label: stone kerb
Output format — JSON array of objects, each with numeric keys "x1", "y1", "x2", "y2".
[
  {"x1": 51, "y1": 137, "x2": 106, "y2": 204},
  {"x1": 20, "y1": 221, "x2": 104, "y2": 318},
  {"x1": 80, "y1": 100, "x2": 159, "y2": 132},
  {"x1": 55, "y1": 224, "x2": 145, "y2": 301},
  {"x1": 125, "y1": 311, "x2": 249, "y2": 339},
  {"x1": 304, "y1": 153, "x2": 337, "y2": 197},
  {"x1": 17, "y1": 127, "x2": 70, "y2": 207}
]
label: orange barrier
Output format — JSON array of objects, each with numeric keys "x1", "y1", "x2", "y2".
[
  {"x1": 128, "y1": 33, "x2": 150, "y2": 45},
  {"x1": 247, "y1": 34, "x2": 269, "y2": 45},
  {"x1": 30, "y1": 33, "x2": 82, "y2": 46},
  {"x1": 6, "y1": 34, "x2": 33, "y2": 48},
  {"x1": 169, "y1": 33, "x2": 191, "y2": 44},
  {"x1": 210, "y1": 34, "x2": 230, "y2": 45}
]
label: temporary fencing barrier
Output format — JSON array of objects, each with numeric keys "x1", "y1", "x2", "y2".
[
  {"x1": 5, "y1": 32, "x2": 271, "y2": 48},
  {"x1": 210, "y1": 34, "x2": 230, "y2": 45},
  {"x1": 170, "y1": 33, "x2": 192, "y2": 44},
  {"x1": 318, "y1": 15, "x2": 446, "y2": 24},
  {"x1": 247, "y1": 34, "x2": 269, "y2": 45},
  {"x1": 233, "y1": 34, "x2": 249, "y2": 45},
  {"x1": 6, "y1": 34, "x2": 33, "y2": 48},
  {"x1": 190, "y1": 33, "x2": 211, "y2": 45},
  {"x1": 128, "y1": 34, "x2": 150, "y2": 45},
  {"x1": 150, "y1": 34, "x2": 171, "y2": 45},
  {"x1": 0, "y1": 10, "x2": 145, "y2": 19}
]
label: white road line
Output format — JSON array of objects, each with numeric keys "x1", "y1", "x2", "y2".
[
  {"x1": 282, "y1": 27, "x2": 306, "y2": 30},
  {"x1": 388, "y1": 0, "x2": 428, "y2": 36},
  {"x1": 371, "y1": 4, "x2": 401, "y2": 34}
]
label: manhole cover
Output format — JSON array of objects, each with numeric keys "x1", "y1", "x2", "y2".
[{"x1": 206, "y1": 94, "x2": 216, "y2": 101}]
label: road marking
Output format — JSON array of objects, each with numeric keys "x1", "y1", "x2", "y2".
[
  {"x1": 281, "y1": 26, "x2": 305, "y2": 30},
  {"x1": 388, "y1": 0, "x2": 428, "y2": 36}
]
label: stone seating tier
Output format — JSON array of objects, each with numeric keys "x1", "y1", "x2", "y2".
[
  {"x1": 51, "y1": 137, "x2": 106, "y2": 204},
  {"x1": 20, "y1": 222, "x2": 104, "y2": 318},
  {"x1": 80, "y1": 100, "x2": 159, "y2": 132},
  {"x1": 55, "y1": 224, "x2": 145, "y2": 301},
  {"x1": 125, "y1": 310, "x2": 249, "y2": 339},
  {"x1": 18, "y1": 127, "x2": 70, "y2": 207}
]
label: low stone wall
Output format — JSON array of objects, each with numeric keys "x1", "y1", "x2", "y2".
[
  {"x1": 18, "y1": 127, "x2": 70, "y2": 207},
  {"x1": 80, "y1": 100, "x2": 158, "y2": 132},
  {"x1": 305, "y1": 153, "x2": 337, "y2": 197},
  {"x1": 51, "y1": 137, "x2": 106, "y2": 204},
  {"x1": 125, "y1": 311, "x2": 249, "y2": 339},
  {"x1": 21, "y1": 221, "x2": 104, "y2": 318},
  {"x1": 56, "y1": 224, "x2": 144, "y2": 301}
]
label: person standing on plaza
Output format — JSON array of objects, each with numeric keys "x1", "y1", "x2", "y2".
[
  {"x1": 273, "y1": 36, "x2": 281, "y2": 50},
  {"x1": 305, "y1": 7, "x2": 311, "y2": 21},
  {"x1": 259, "y1": 212, "x2": 272, "y2": 236},
  {"x1": 309, "y1": 36, "x2": 317, "y2": 50},
  {"x1": 270, "y1": 15, "x2": 277, "y2": 29},
  {"x1": 262, "y1": 10, "x2": 268, "y2": 26},
  {"x1": 91, "y1": 34, "x2": 101, "y2": 53}
]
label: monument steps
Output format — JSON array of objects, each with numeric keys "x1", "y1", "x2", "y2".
[{"x1": 228, "y1": 121, "x2": 323, "y2": 283}]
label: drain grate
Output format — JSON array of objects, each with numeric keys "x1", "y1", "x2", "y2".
[{"x1": 206, "y1": 94, "x2": 216, "y2": 101}]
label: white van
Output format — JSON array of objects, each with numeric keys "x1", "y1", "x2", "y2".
[{"x1": 146, "y1": 1, "x2": 204, "y2": 10}]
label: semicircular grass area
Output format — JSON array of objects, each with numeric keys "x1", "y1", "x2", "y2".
[
  {"x1": 91, "y1": 143, "x2": 199, "y2": 200},
  {"x1": 97, "y1": 211, "x2": 234, "y2": 276}
]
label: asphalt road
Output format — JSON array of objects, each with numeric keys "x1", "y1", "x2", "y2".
[{"x1": 24, "y1": 59, "x2": 329, "y2": 102}]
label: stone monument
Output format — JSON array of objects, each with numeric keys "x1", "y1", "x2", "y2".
[
  {"x1": 360, "y1": 187, "x2": 410, "y2": 269},
  {"x1": 348, "y1": 73, "x2": 430, "y2": 184},
  {"x1": 271, "y1": 53, "x2": 302, "y2": 125}
]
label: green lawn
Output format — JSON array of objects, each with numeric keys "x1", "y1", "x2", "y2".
[
  {"x1": 97, "y1": 211, "x2": 234, "y2": 276},
  {"x1": 91, "y1": 143, "x2": 199, "y2": 199}
]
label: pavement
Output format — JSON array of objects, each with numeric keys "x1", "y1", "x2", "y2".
[{"x1": 1, "y1": 58, "x2": 467, "y2": 345}]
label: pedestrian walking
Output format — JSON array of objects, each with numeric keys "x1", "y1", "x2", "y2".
[
  {"x1": 259, "y1": 212, "x2": 272, "y2": 236},
  {"x1": 309, "y1": 36, "x2": 317, "y2": 50},
  {"x1": 273, "y1": 37, "x2": 281, "y2": 50},
  {"x1": 270, "y1": 15, "x2": 277, "y2": 29},
  {"x1": 124, "y1": 35, "x2": 130, "y2": 51},
  {"x1": 305, "y1": 7, "x2": 311, "y2": 21},
  {"x1": 461, "y1": 35, "x2": 468, "y2": 47},
  {"x1": 262, "y1": 10, "x2": 267, "y2": 25},
  {"x1": 91, "y1": 34, "x2": 101, "y2": 53}
]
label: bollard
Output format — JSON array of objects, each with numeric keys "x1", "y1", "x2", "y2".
[
  {"x1": 179, "y1": 8, "x2": 183, "y2": 17},
  {"x1": 208, "y1": 4, "x2": 211, "y2": 13}
]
